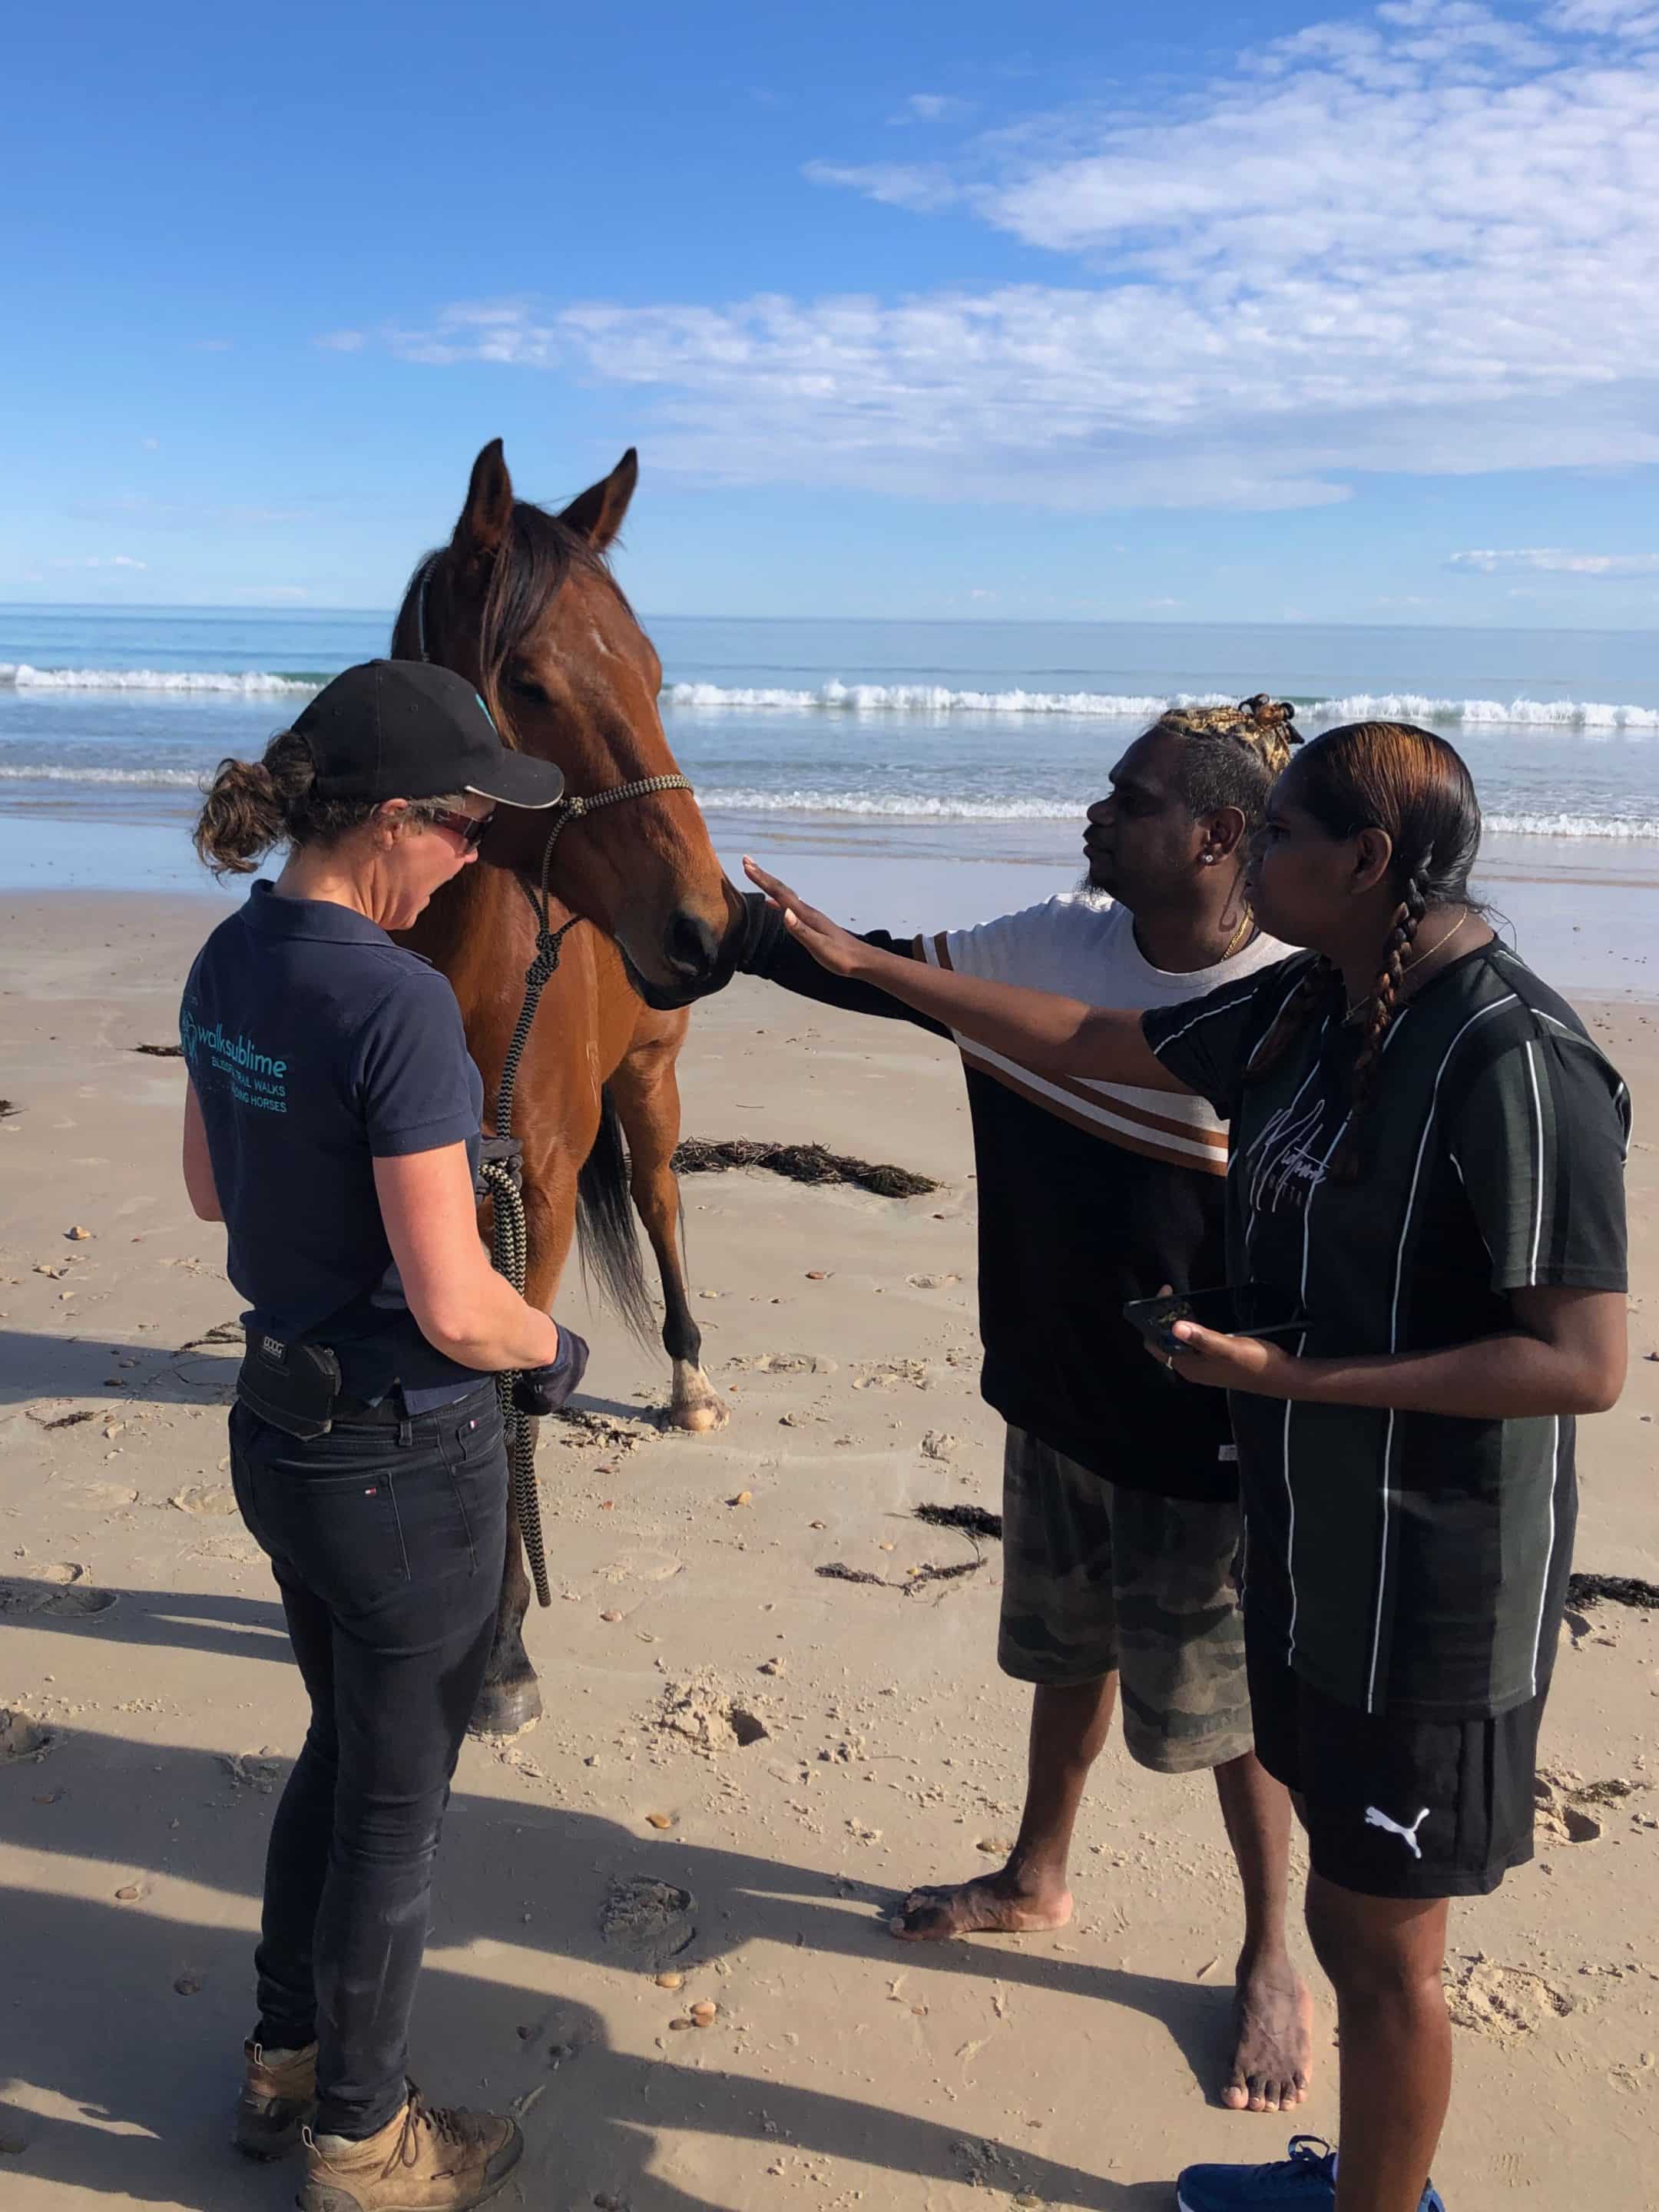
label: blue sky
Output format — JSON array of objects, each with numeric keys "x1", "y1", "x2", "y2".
[{"x1": 5, "y1": 0, "x2": 1659, "y2": 625}]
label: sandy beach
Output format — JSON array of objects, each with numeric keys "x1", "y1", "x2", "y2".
[{"x1": 2, "y1": 887, "x2": 1657, "y2": 2212}]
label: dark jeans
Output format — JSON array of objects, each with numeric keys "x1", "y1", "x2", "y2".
[{"x1": 227, "y1": 1384, "x2": 508, "y2": 2139}]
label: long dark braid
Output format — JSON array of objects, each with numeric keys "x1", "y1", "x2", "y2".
[
  {"x1": 1244, "y1": 720, "x2": 1483, "y2": 1181},
  {"x1": 1330, "y1": 867, "x2": 1428, "y2": 1181}
]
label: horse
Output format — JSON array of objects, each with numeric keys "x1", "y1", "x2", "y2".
[{"x1": 392, "y1": 438, "x2": 746, "y2": 1735}]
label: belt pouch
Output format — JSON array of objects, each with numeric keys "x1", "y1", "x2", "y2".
[{"x1": 237, "y1": 1330, "x2": 343, "y2": 1439}]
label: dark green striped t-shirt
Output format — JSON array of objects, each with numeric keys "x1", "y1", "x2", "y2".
[{"x1": 1144, "y1": 942, "x2": 1629, "y2": 1722}]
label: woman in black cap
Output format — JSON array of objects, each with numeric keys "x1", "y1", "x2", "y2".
[{"x1": 182, "y1": 661, "x2": 586, "y2": 2212}]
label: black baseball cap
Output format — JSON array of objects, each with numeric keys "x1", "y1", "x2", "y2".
[{"x1": 293, "y1": 661, "x2": 564, "y2": 810}]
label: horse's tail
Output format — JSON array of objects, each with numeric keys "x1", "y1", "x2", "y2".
[{"x1": 575, "y1": 1085, "x2": 657, "y2": 1347}]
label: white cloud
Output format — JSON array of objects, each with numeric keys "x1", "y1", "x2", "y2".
[
  {"x1": 800, "y1": 159, "x2": 959, "y2": 210},
  {"x1": 141, "y1": 436, "x2": 160, "y2": 451},
  {"x1": 1548, "y1": 1, "x2": 1659, "y2": 38},
  {"x1": 1450, "y1": 547, "x2": 1659, "y2": 575},
  {"x1": 49, "y1": 555, "x2": 147, "y2": 571},
  {"x1": 889, "y1": 91, "x2": 963, "y2": 124},
  {"x1": 315, "y1": 329, "x2": 368, "y2": 353},
  {"x1": 367, "y1": 3, "x2": 1659, "y2": 512},
  {"x1": 194, "y1": 339, "x2": 233, "y2": 353}
]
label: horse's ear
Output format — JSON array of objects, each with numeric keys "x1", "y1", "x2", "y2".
[
  {"x1": 558, "y1": 449, "x2": 637, "y2": 550},
  {"x1": 453, "y1": 439, "x2": 515, "y2": 563}
]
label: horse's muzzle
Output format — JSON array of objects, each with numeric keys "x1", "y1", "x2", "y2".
[
  {"x1": 664, "y1": 906, "x2": 725, "y2": 990},
  {"x1": 622, "y1": 906, "x2": 742, "y2": 1011}
]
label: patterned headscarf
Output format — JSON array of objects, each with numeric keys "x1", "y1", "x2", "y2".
[{"x1": 1155, "y1": 694, "x2": 1303, "y2": 778}]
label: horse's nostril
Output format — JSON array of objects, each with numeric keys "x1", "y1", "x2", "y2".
[{"x1": 665, "y1": 908, "x2": 721, "y2": 980}]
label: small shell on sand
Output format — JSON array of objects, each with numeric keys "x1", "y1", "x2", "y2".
[
  {"x1": 689, "y1": 2001, "x2": 717, "y2": 2027},
  {"x1": 654, "y1": 1972, "x2": 684, "y2": 1989},
  {"x1": 646, "y1": 1813, "x2": 675, "y2": 1830}
]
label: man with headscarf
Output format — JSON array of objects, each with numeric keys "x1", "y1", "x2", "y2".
[{"x1": 734, "y1": 697, "x2": 1313, "y2": 2115}]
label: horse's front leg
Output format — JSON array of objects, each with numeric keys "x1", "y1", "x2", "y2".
[
  {"x1": 470, "y1": 1161, "x2": 577, "y2": 1737},
  {"x1": 609, "y1": 1016, "x2": 728, "y2": 1434}
]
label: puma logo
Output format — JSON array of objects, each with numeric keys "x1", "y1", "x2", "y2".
[{"x1": 1365, "y1": 1804, "x2": 1431, "y2": 1858}]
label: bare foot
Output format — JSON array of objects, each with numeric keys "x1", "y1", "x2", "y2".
[
  {"x1": 1222, "y1": 1948, "x2": 1314, "y2": 2113},
  {"x1": 889, "y1": 1868, "x2": 1073, "y2": 1942}
]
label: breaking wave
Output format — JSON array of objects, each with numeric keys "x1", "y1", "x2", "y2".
[
  {"x1": 0, "y1": 664, "x2": 323, "y2": 694},
  {"x1": 667, "y1": 680, "x2": 1659, "y2": 730},
  {"x1": 3, "y1": 666, "x2": 1657, "y2": 730},
  {"x1": 0, "y1": 763, "x2": 205, "y2": 786}
]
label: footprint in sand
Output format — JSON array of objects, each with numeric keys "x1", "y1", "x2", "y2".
[
  {"x1": 906, "y1": 1273, "x2": 962, "y2": 1290},
  {"x1": 0, "y1": 1568, "x2": 119, "y2": 1621},
  {"x1": 73, "y1": 1482, "x2": 140, "y2": 1508},
  {"x1": 1443, "y1": 1954, "x2": 1577, "y2": 2038},
  {"x1": 167, "y1": 1483, "x2": 237, "y2": 1515},
  {"x1": 851, "y1": 1358, "x2": 932, "y2": 1392},
  {"x1": 723, "y1": 1352, "x2": 836, "y2": 1376},
  {"x1": 599, "y1": 1875, "x2": 698, "y2": 1969}
]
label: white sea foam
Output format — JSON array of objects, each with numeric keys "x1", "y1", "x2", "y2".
[
  {"x1": 667, "y1": 680, "x2": 1659, "y2": 730},
  {"x1": 702, "y1": 787, "x2": 1659, "y2": 837},
  {"x1": 1484, "y1": 812, "x2": 1659, "y2": 839},
  {"x1": 667, "y1": 681, "x2": 1224, "y2": 717},
  {"x1": 1313, "y1": 693, "x2": 1659, "y2": 730},
  {"x1": 0, "y1": 664, "x2": 320, "y2": 694},
  {"x1": 2, "y1": 664, "x2": 1655, "y2": 728},
  {"x1": 0, "y1": 763, "x2": 205, "y2": 786},
  {"x1": 702, "y1": 786, "x2": 1080, "y2": 820}
]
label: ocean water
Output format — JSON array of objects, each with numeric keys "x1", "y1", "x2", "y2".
[{"x1": 3, "y1": 605, "x2": 1657, "y2": 991}]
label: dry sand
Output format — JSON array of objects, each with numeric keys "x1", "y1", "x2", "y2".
[{"x1": 2, "y1": 889, "x2": 1657, "y2": 2211}]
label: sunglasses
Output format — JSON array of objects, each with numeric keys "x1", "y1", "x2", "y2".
[{"x1": 426, "y1": 803, "x2": 495, "y2": 849}]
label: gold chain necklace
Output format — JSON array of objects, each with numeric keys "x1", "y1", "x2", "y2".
[
  {"x1": 1399, "y1": 906, "x2": 1473, "y2": 979},
  {"x1": 1343, "y1": 908, "x2": 1474, "y2": 1022},
  {"x1": 1220, "y1": 906, "x2": 1256, "y2": 960}
]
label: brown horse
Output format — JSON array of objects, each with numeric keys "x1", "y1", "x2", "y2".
[{"x1": 392, "y1": 439, "x2": 744, "y2": 1734}]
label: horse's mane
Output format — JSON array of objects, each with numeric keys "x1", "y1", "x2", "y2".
[{"x1": 390, "y1": 500, "x2": 635, "y2": 739}]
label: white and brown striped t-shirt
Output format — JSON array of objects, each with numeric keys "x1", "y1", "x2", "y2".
[
  {"x1": 926, "y1": 896, "x2": 1287, "y2": 1177},
  {"x1": 742, "y1": 889, "x2": 1286, "y2": 1502}
]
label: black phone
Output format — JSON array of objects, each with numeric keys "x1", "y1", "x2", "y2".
[{"x1": 1122, "y1": 1286, "x2": 1308, "y2": 1356}]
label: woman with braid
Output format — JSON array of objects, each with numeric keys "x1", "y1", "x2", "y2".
[{"x1": 743, "y1": 720, "x2": 1630, "y2": 2212}]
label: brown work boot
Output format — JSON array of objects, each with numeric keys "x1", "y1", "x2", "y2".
[
  {"x1": 233, "y1": 2039, "x2": 317, "y2": 2160},
  {"x1": 298, "y1": 2086, "x2": 523, "y2": 2212}
]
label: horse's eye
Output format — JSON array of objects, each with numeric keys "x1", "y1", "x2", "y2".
[{"x1": 508, "y1": 674, "x2": 548, "y2": 704}]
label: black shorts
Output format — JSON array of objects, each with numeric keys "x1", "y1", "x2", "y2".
[{"x1": 1247, "y1": 1638, "x2": 1545, "y2": 1899}]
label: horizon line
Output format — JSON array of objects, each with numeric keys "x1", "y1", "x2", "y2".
[{"x1": 5, "y1": 601, "x2": 1659, "y2": 641}]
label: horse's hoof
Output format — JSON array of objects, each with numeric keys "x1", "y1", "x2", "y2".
[
  {"x1": 469, "y1": 1674, "x2": 542, "y2": 1738},
  {"x1": 668, "y1": 1362, "x2": 729, "y2": 1434},
  {"x1": 669, "y1": 1393, "x2": 729, "y2": 1434}
]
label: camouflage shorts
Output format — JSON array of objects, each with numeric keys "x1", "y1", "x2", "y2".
[{"x1": 996, "y1": 1425, "x2": 1253, "y2": 1775}]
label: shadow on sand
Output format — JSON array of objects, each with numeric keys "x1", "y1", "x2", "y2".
[{"x1": 0, "y1": 1693, "x2": 1220, "y2": 2209}]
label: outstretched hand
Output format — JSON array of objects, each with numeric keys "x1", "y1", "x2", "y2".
[{"x1": 743, "y1": 856, "x2": 870, "y2": 979}]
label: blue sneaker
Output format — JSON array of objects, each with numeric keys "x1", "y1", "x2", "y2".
[{"x1": 1175, "y1": 2135, "x2": 1446, "y2": 2211}]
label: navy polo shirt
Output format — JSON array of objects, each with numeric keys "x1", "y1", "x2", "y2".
[{"x1": 180, "y1": 880, "x2": 485, "y2": 1409}]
